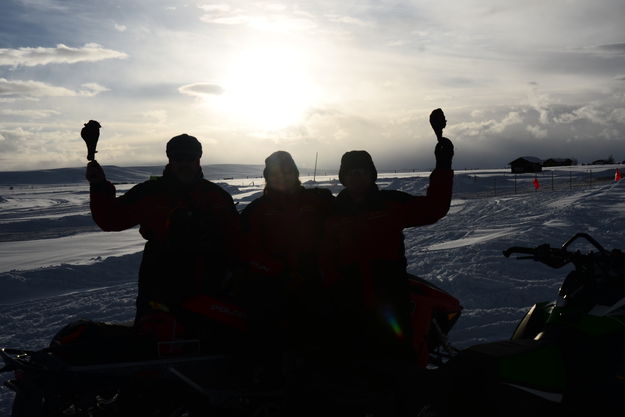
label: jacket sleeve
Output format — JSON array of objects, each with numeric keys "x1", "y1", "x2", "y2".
[
  {"x1": 89, "y1": 181, "x2": 144, "y2": 232},
  {"x1": 397, "y1": 168, "x2": 454, "y2": 228}
]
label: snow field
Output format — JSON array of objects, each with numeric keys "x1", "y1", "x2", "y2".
[{"x1": 0, "y1": 165, "x2": 623, "y2": 414}]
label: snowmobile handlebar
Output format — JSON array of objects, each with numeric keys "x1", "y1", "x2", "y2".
[
  {"x1": 502, "y1": 247, "x2": 536, "y2": 257},
  {"x1": 503, "y1": 234, "x2": 616, "y2": 269},
  {"x1": 0, "y1": 348, "x2": 39, "y2": 373},
  {"x1": 503, "y1": 244, "x2": 571, "y2": 268}
]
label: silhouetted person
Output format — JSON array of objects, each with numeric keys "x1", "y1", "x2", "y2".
[
  {"x1": 239, "y1": 151, "x2": 334, "y2": 354},
  {"x1": 322, "y1": 110, "x2": 454, "y2": 360},
  {"x1": 86, "y1": 134, "x2": 240, "y2": 344}
]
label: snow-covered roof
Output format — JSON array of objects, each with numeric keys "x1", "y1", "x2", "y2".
[{"x1": 509, "y1": 156, "x2": 542, "y2": 164}]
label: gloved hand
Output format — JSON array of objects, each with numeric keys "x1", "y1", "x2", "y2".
[
  {"x1": 435, "y1": 137, "x2": 454, "y2": 170},
  {"x1": 85, "y1": 160, "x2": 106, "y2": 184},
  {"x1": 81, "y1": 120, "x2": 101, "y2": 161}
]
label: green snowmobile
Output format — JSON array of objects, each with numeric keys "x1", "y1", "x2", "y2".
[{"x1": 428, "y1": 233, "x2": 625, "y2": 417}]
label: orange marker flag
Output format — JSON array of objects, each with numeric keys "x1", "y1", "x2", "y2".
[
  {"x1": 616, "y1": 168, "x2": 622, "y2": 182},
  {"x1": 533, "y1": 177, "x2": 541, "y2": 190}
]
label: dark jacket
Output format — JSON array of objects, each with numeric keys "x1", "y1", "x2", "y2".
[
  {"x1": 90, "y1": 167, "x2": 240, "y2": 315},
  {"x1": 321, "y1": 168, "x2": 454, "y2": 356},
  {"x1": 241, "y1": 186, "x2": 334, "y2": 287},
  {"x1": 239, "y1": 186, "x2": 334, "y2": 347}
]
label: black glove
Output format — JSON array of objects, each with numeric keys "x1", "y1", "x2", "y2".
[
  {"x1": 435, "y1": 137, "x2": 454, "y2": 170},
  {"x1": 86, "y1": 160, "x2": 106, "y2": 184},
  {"x1": 81, "y1": 120, "x2": 101, "y2": 161}
]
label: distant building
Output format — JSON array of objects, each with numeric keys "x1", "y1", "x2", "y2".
[
  {"x1": 592, "y1": 159, "x2": 615, "y2": 165},
  {"x1": 591, "y1": 155, "x2": 616, "y2": 165},
  {"x1": 509, "y1": 156, "x2": 542, "y2": 173},
  {"x1": 543, "y1": 158, "x2": 577, "y2": 167}
]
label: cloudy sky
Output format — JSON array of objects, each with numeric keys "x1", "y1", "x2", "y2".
[{"x1": 1, "y1": 0, "x2": 624, "y2": 171}]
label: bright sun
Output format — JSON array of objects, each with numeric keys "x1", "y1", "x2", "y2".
[{"x1": 216, "y1": 47, "x2": 320, "y2": 131}]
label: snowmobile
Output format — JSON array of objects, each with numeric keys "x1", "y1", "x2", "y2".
[
  {"x1": 1, "y1": 277, "x2": 462, "y2": 417},
  {"x1": 428, "y1": 233, "x2": 625, "y2": 417},
  {"x1": 0, "y1": 296, "x2": 277, "y2": 417}
]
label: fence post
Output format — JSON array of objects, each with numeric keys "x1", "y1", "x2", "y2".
[
  {"x1": 551, "y1": 170, "x2": 554, "y2": 191},
  {"x1": 494, "y1": 177, "x2": 497, "y2": 196},
  {"x1": 569, "y1": 170, "x2": 572, "y2": 191},
  {"x1": 514, "y1": 174, "x2": 517, "y2": 194}
]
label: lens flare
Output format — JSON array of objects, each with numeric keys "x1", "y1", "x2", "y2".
[{"x1": 384, "y1": 307, "x2": 404, "y2": 339}]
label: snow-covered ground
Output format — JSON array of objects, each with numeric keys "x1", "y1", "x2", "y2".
[{"x1": 0, "y1": 163, "x2": 624, "y2": 414}]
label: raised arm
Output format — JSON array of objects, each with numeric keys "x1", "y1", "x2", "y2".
[
  {"x1": 87, "y1": 160, "x2": 143, "y2": 231},
  {"x1": 396, "y1": 108, "x2": 455, "y2": 226}
]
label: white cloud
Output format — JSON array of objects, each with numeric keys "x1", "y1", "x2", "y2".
[
  {"x1": 526, "y1": 124, "x2": 548, "y2": 139},
  {"x1": 471, "y1": 109, "x2": 485, "y2": 118},
  {"x1": 327, "y1": 15, "x2": 371, "y2": 27},
  {"x1": 498, "y1": 112, "x2": 523, "y2": 131},
  {"x1": 570, "y1": 103, "x2": 608, "y2": 125},
  {"x1": 454, "y1": 111, "x2": 523, "y2": 138},
  {"x1": 552, "y1": 110, "x2": 579, "y2": 124},
  {"x1": 264, "y1": 4, "x2": 287, "y2": 12},
  {"x1": 203, "y1": 14, "x2": 252, "y2": 25},
  {"x1": 79, "y1": 83, "x2": 110, "y2": 97},
  {"x1": 609, "y1": 108, "x2": 625, "y2": 124},
  {"x1": 0, "y1": 78, "x2": 77, "y2": 97},
  {"x1": 527, "y1": 85, "x2": 551, "y2": 124},
  {"x1": 0, "y1": 43, "x2": 128, "y2": 67},
  {"x1": 199, "y1": 5, "x2": 317, "y2": 32},
  {"x1": 0, "y1": 125, "x2": 86, "y2": 169},
  {"x1": 387, "y1": 39, "x2": 409, "y2": 47},
  {"x1": 141, "y1": 110, "x2": 168, "y2": 125},
  {"x1": 197, "y1": 4, "x2": 232, "y2": 13},
  {"x1": 550, "y1": 101, "x2": 617, "y2": 126},
  {"x1": 0, "y1": 127, "x2": 40, "y2": 152},
  {"x1": 0, "y1": 109, "x2": 60, "y2": 118},
  {"x1": 178, "y1": 82, "x2": 224, "y2": 97},
  {"x1": 598, "y1": 127, "x2": 620, "y2": 140},
  {"x1": 0, "y1": 78, "x2": 109, "y2": 98},
  {"x1": 114, "y1": 23, "x2": 127, "y2": 32},
  {"x1": 14, "y1": 0, "x2": 67, "y2": 11}
]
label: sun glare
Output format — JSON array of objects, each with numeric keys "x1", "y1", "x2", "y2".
[{"x1": 216, "y1": 47, "x2": 320, "y2": 131}]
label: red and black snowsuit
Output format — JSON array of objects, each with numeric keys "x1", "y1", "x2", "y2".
[
  {"x1": 239, "y1": 186, "x2": 334, "y2": 348},
  {"x1": 89, "y1": 167, "x2": 240, "y2": 322},
  {"x1": 322, "y1": 168, "x2": 453, "y2": 358}
]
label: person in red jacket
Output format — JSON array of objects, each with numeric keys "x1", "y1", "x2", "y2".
[
  {"x1": 322, "y1": 112, "x2": 454, "y2": 360},
  {"x1": 239, "y1": 151, "x2": 334, "y2": 352},
  {"x1": 86, "y1": 134, "x2": 240, "y2": 343}
]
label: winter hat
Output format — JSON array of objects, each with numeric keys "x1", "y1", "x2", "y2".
[
  {"x1": 338, "y1": 150, "x2": 378, "y2": 185},
  {"x1": 263, "y1": 151, "x2": 300, "y2": 179},
  {"x1": 166, "y1": 134, "x2": 202, "y2": 161}
]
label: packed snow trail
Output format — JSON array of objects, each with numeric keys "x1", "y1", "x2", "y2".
[
  {"x1": 405, "y1": 179, "x2": 625, "y2": 347},
  {"x1": 0, "y1": 229, "x2": 143, "y2": 273}
]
